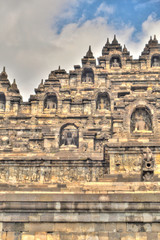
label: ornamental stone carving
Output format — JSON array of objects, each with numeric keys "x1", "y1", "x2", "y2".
[{"x1": 142, "y1": 147, "x2": 154, "y2": 181}]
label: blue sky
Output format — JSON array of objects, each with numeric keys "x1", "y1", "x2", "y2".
[
  {"x1": 0, "y1": 0, "x2": 160, "y2": 100},
  {"x1": 56, "y1": 0, "x2": 160, "y2": 40}
]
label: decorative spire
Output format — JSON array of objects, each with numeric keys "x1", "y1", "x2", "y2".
[
  {"x1": 153, "y1": 34, "x2": 158, "y2": 44},
  {"x1": 123, "y1": 45, "x2": 127, "y2": 52},
  {"x1": 0, "y1": 66, "x2": 8, "y2": 80},
  {"x1": 85, "y1": 45, "x2": 94, "y2": 58},
  {"x1": 148, "y1": 36, "x2": 152, "y2": 44},
  {"x1": 105, "y1": 38, "x2": 110, "y2": 46},
  {"x1": 82, "y1": 45, "x2": 96, "y2": 66},
  {"x1": 38, "y1": 79, "x2": 44, "y2": 89},
  {"x1": 112, "y1": 35, "x2": 118, "y2": 45},
  {"x1": 122, "y1": 44, "x2": 130, "y2": 56},
  {"x1": 102, "y1": 35, "x2": 122, "y2": 55},
  {"x1": 10, "y1": 79, "x2": 19, "y2": 93},
  {"x1": 148, "y1": 35, "x2": 158, "y2": 46},
  {"x1": 55, "y1": 66, "x2": 66, "y2": 74}
]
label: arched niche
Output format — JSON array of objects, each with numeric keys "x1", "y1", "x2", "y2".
[
  {"x1": 60, "y1": 124, "x2": 79, "y2": 148},
  {"x1": 110, "y1": 55, "x2": 121, "y2": 68},
  {"x1": 44, "y1": 93, "x2": 57, "y2": 110},
  {"x1": 151, "y1": 54, "x2": 160, "y2": 67},
  {"x1": 96, "y1": 92, "x2": 110, "y2": 110},
  {"x1": 131, "y1": 107, "x2": 152, "y2": 133},
  {"x1": 0, "y1": 93, "x2": 6, "y2": 111},
  {"x1": 81, "y1": 68, "x2": 94, "y2": 83}
]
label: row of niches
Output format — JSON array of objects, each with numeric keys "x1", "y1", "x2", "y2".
[
  {"x1": 74, "y1": 55, "x2": 160, "y2": 85},
  {"x1": 0, "y1": 96, "x2": 154, "y2": 135},
  {"x1": 108, "y1": 54, "x2": 160, "y2": 68},
  {"x1": 37, "y1": 92, "x2": 110, "y2": 111},
  {"x1": 60, "y1": 108, "x2": 153, "y2": 149},
  {"x1": 61, "y1": 108, "x2": 153, "y2": 149},
  {"x1": 0, "y1": 108, "x2": 154, "y2": 152},
  {"x1": 50, "y1": 107, "x2": 153, "y2": 149},
  {"x1": 0, "y1": 92, "x2": 111, "y2": 111}
]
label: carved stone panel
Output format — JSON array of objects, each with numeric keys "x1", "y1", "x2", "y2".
[{"x1": 142, "y1": 148, "x2": 154, "y2": 181}]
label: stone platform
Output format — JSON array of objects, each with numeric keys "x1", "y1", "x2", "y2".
[{"x1": 1, "y1": 181, "x2": 160, "y2": 240}]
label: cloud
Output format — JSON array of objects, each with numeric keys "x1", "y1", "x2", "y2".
[
  {"x1": 134, "y1": 0, "x2": 160, "y2": 9},
  {"x1": 126, "y1": 14, "x2": 160, "y2": 57},
  {"x1": 0, "y1": 1, "x2": 159, "y2": 101},
  {"x1": 0, "y1": 0, "x2": 79, "y2": 100},
  {"x1": 95, "y1": 2, "x2": 115, "y2": 16}
]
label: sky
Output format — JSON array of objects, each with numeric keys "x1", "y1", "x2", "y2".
[{"x1": 0, "y1": 0, "x2": 160, "y2": 101}]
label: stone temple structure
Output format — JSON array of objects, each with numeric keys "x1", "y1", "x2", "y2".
[{"x1": 1, "y1": 35, "x2": 160, "y2": 239}]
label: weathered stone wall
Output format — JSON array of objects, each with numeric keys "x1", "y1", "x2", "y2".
[
  {"x1": 1, "y1": 187, "x2": 160, "y2": 240},
  {"x1": 2, "y1": 223, "x2": 160, "y2": 240}
]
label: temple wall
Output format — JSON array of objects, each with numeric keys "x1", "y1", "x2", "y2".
[{"x1": 0, "y1": 37, "x2": 160, "y2": 239}]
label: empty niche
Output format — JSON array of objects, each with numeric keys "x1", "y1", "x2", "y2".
[
  {"x1": 110, "y1": 55, "x2": 121, "y2": 68},
  {"x1": 0, "y1": 93, "x2": 6, "y2": 111},
  {"x1": 81, "y1": 68, "x2": 94, "y2": 83},
  {"x1": 97, "y1": 92, "x2": 110, "y2": 110},
  {"x1": 60, "y1": 124, "x2": 79, "y2": 148},
  {"x1": 151, "y1": 54, "x2": 160, "y2": 67},
  {"x1": 44, "y1": 94, "x2": 57, "y2": 110},
  {"x1": 131, "y1": 107, "x2": 152, "y2": 133}
]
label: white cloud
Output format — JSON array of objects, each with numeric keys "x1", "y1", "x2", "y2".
[
  {"x1": 134, "y1": 0, "x2": 160, "y2": 9},
  {"x1": 95, "y1": 2, "x2": 115, "y2": 16},
  {"x1": 125, "y1": 14, "x2": 160, "y2": 58},
  {"x1": 0, "y1": 1, "x2": 159, "y2": 101},
  {"x1": 0, "y1": 0, "x2": 79, "y2": 100}
]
